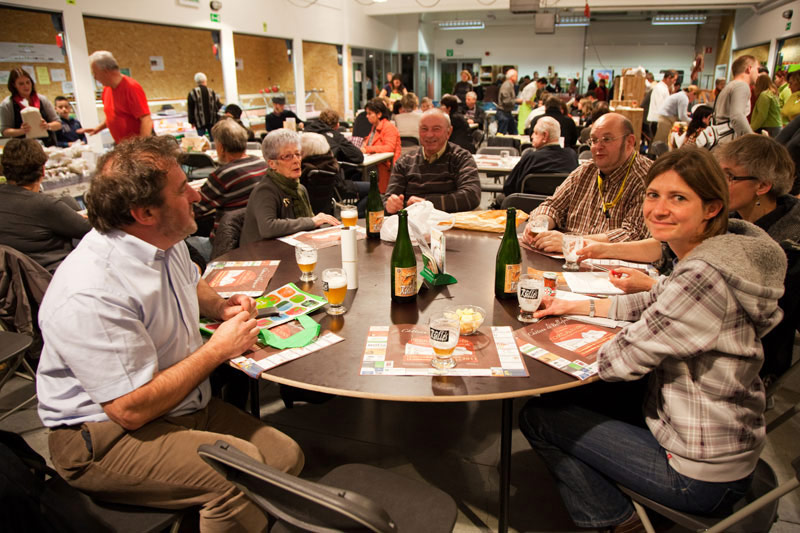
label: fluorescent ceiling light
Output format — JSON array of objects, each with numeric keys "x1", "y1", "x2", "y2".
[
  {"x1": 651, "y1": 14, "x2": 707, "y2": 25},
  {"x1": 438, "y1": 20, "x2": 485, "y2": 30},
  {"x1": 372, "y1": 0, "x2": 387, "y2": 3},
  {"x1": 556, "y1": 15, "x2": 590, "y2": 27}
]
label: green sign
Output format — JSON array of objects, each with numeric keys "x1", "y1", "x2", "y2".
[
  {"x1": 210, "y1": 13, "x2": 220, "y2": 22},
  {"x1": 446, "y1": 49, "x2": 454, "y2": 57},
  {"x1": 262, "y1": 22, "x2": 268, "y2": 32},
  {"x1": 787, "y1": 22, "x2": 792, "y2": 31}
]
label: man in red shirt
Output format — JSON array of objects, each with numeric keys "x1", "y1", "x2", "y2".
[{"x1": 85, "y1": 51, "x2": 152, "y2": 143}]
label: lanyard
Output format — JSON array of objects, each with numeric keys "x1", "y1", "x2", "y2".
[{"x1": 597, "y1": 152, "x2": 636, "y2": 219}]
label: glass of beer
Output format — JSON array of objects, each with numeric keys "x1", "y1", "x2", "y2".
[
  {"x1": 295, "y1": 245, "x2": 318, "y2": 282},
  {"x1": 322, "y1": 268, "x2": 348, "y2": 315},
  {"x1": 562, "y1": 234, "x2": 584, "y2": 271},
  {"x1": 517, "y1": 274, "x2": 545, "y2": 323},
  {"x1": 429, "y1": 312, "x2": 460, "y2": 371},
  {"x1": 341, "y1": 207, "x2": 357, "y2": 227},
  {"x1": 526, "y1": 216, "x2": 549, "y2": 241}
]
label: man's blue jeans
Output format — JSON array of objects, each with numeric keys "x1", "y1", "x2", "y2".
[
  {"x1": 519, "y1": 400, "x2": 753, "y2": 528},
  {"x1": 496, "y1": 109, "x2": 515, "y2": 134}
]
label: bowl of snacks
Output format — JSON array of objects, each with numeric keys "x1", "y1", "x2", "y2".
[{"x1": 445, "y1": 305, "x2": 486, "y2": 335}]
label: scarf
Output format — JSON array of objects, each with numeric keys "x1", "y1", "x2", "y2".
[
  {"x1": 268, "y1": 169, "x2": 313, "y2": 218},
  {"x1": 13, "y1": 93, "x2": 40, "y2": 109}
]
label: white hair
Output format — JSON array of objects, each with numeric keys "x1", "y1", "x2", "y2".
[
  {"x1": 300, "y1": 132, "x2": 331, "y2": 158},
  {"x1": 466, "y1": 91, "x2": 477, "y2": 100},
  {"x1": 534, "y1": 116, "x2": 561, "y2": 143},
  {"x1": 421, "y1": 108, "x2": 451, "y2": 128},
  {"x1": 194, "y1": 72, "x2": 207, "y2": 85},
  {"x1": 88, "y1": 50, "x2": 119, "y2": 71},
  {"x1": 262, "y1": 129, "x2": 301, "y2": 160}
]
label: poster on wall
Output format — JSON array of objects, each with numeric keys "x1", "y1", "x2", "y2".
[
  {"x1": 592, "y1": 69, "x2": 613, "y2": 83},
  {"x1": 715, "y1": 64, "x2": 727, "y2": 81},
  {"x1": 149, "y1": 56, "x2": 164, "y2": 71},
  {"x1": 0, "y1": 71, "x2": 9, "y2": 84},
  {"x1": 21, "y1": 65, "x2": 36, "y2": 83},
  {"x1": 0, "y1": 42, "x2": 64, "y2": 64},
  {"x1": 50, "y1": 69, "x2": 66, "y2": 82}
]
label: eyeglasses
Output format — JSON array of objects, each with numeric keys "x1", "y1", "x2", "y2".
[
  {"x1": 276, "y1": 152, "x2": 301, "y2": 162},
  {"x1": 587, "y1": 135, "x2": 626, "y2": 147},
  {"x1": 724, "y1": 173, "x2": 759, "y2": 183}
]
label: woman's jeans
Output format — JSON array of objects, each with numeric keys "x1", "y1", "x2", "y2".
[{"x1": 519, "y1": 400, "x2": 753, "y2": 528}]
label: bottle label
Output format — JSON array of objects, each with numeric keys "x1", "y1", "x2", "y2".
[
  {"x1": 394, "y1": 266, "x2": 417, "y2": 297},
  {"x1": 504, "y1": 264, "x2": 521, "y2": 293},
  {"x1": 368, "y1": 210, "x2": 384, "y2": 233}
]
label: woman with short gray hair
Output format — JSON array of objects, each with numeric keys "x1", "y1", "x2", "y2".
[{"x1": 240, "y1": 130, "x2": 339, "y2": 243}]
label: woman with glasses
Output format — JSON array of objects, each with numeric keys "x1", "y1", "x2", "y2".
[
  {"x1": 521, "y1": 147, "x2": 786, "y2": 533},
  {"x1": 240, "y1": 129, "x2": 339, "y2": 244}
]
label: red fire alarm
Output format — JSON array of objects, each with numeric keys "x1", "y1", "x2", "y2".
[{"x1": 55, "y1": 33, "x2": 64, "y2": 48}]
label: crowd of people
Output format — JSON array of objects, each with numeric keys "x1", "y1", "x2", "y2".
[{"x1": 1, "y1": 46, "x2": 798, "y2": 533}]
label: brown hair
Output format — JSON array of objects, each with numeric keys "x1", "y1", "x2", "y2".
[
  {"x1": 401, "y1": 92, "x2": 419, "y2": 111},
  {"x1": 732, "y1": 55, "x2": 756, "y2": 76},
  {"x1": 87, "y1": 136, "x2": 182, "y2": 232},
  {"x1": 715, "y1": 134, "x2": 795, "y2": 197},
  {"x1": 0, "y1": 139, "x2": 47, "y2": 186},
  {"x1": 645, "y1": 147, "x2": 729, "y2": 241},
  {"x1": 7, "y1": 68, "x2": 36, "y2": 98},
  {"x1": 318, "y1": 108, "x2": 340, "y2": 129},
  {"x1": 754, "y1": 74, "x2": 778, "y2": 97}
]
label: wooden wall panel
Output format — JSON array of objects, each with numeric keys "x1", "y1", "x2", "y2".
[
  {"x1": 303, "y1": 41, "x2": 344, "y2": 116},
  {"x1": 83, "y1": 17, "x2": 223, "y2": 102},
  {"x1": 732, "y1": 42, "x2": 771, "y2": 67},
  {"x1": 0, "y1": 6, "x2": 73, "y2": 104},
  {"x1": 233, "y1": 33, "x2": 294, "y2": 100}
]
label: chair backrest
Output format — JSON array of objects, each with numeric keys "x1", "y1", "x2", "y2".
[
  {"x1": 400, "y1": 136, "x2": 419, "y2": 147},
  {"x1": 501, "y1": 193, "x2": 549, "y2": 213},
  {"x1": 578, "y1": 150, "x2": 593, "y2": 161},
  {"x1": 247, "y1": 142, "x2": 261, "y2": 151},
  {"x1": 520, "y1": 147, "x2": 535, "y2": 158},
  {"x1": 183, "y1": 152, "x2": 216, "y2": 169},
  {"x1": 648, "y1": 141, "x2": 668, "y2": 159},
  {"x1": 472, "y1": 129, "x2": 485, "y2": 148},
  {"x1": 487, "y1": 136, "x2": 521, "y2": 151},
  {"x1": 477, "y1": 146, "x2": 520, "y2": 157},
  {"x1": 520, "y1": 173, "x2": 569, "y2": 195},
  {"x1": 198, "y1": 441, "x2": 397, "y2": 533},
  {"x1": 210, "y1": 209, "x2": 247, "y2": 259}
]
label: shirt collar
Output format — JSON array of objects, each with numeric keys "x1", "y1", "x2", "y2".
[
  {"x1": 423, "y1": 142, "x2": 448, "y2": 163},
  {"x1": 597, "y1": 151, "x2": 637, "y2": 181},
  {"x1": 106, "y1": 229, "x2": 171, "y2": 266}
]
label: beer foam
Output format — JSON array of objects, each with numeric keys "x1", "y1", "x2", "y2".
[{"x1": 324, "y1": 275, "x2": 347, "y2": 289}]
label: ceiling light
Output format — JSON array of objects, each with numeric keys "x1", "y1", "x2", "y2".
[
  {"x1": 438, "y1": 20, "x2": 485, "y2": 30},
  {"x1": 556, "y1": 15, "x2": 590, "y2": 27},
  {"x1": 651, "y1": 14, "x2": 707, "y2": 25}
]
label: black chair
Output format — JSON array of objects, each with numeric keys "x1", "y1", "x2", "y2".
[
  {"x1": 617, "y1": 456, "x2": 800, "y2": 533},
  {"x1": 501, "y1": 193, "x2": 549, "y2": 213},
  {"x1": 488, "y1": 135, "x2": 521, "y2": 152},
  {"x1": 519, "y1": 173, "x2": 569, "y2": 196},
  {"x1": 198, "y1": 440, "x2": 458, "y2": 533},
  {"x1": 578, "y1": 150, "x2": 592, "y2": 161},
  {"x1": 0, "y1": 331, "x2": 34, "y2": 422},
  {"x1": 477, "y1": 146, "x2": 520, "y2": 157},
  {"x1": 183, "y1": 152, "x2": 217, "y2": 180},
  {"x1": 210, "y1": 209, "x2": 246, "y2": 259},
  {"x1": 400, "y1": 136, "x2": 419, "y2": 148},
  {"x1": 647, "y1": 141, "x2": 668, "y2": 160},
  {"x1": 247, "y1": 141, "x2": 261, "y2": 151},
  {"x1": 519, "y1": 142, "x2": 533, "y2": 154},
  {"x1": 472, "y1": 128, "x2": 485, "y2": 148}
]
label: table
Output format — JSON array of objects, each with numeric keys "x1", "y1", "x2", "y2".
[
  {"x1": 219, "y1": 228, "x2": 594, "y2": 532},
  {"x1": 474, "y1": 153, "x2": 520, "y2": 174},
  {"x1": 357, "y1": 151, "x2": 395, "y2": 181}
]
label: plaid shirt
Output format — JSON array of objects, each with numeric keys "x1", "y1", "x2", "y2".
[
  {"x1": 600, "y1": 223, "x2": 786, "y2": 482},
  {"x1": 532, "y1": 153, "x2": 651, "y2": 242}
]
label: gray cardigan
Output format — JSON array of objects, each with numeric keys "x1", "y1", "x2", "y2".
[
  {"x1": 0, "y1": 94, "x2": 58, "y2": 135},
  {"x1": 239, "y1": 176, "x2": 315, "y2": 245}
]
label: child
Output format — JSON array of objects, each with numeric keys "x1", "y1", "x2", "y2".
[{"x1": 54, "y1": 96, "x2": 87, "y2": 147}]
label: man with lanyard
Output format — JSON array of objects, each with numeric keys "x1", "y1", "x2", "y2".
[{"x1": 524, "y1": 113, "x2": 652, "y2": 251}]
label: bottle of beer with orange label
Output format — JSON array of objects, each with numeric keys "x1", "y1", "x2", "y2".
[
  {"x1": 366, "y1": 169, "x2": 383, "y2": 240},
  {"x1": 390, "y1": 210, "x2": 416, "y2": 303},
  {"x1": 495, "y1": 207, "x2": 521, "y2": 300}
]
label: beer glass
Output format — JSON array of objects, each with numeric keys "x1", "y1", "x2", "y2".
[
  {"x1": 295, "y1": 245, "x2": 318, "y2": 282},
  {"x1": 525, "y1": 216, "x2": 549, "y2": 241},
  {"x1": 322, "y1": 268, "x2": 348, "y2": 315},
  {"x1": 341, "y1": 207, "x2": 357, "y2": 228},
  {"x1": 517, "y1": 274, "x2": 545, "y2": 323},
  {"x1": 562, "y1": 234, "x2": 584, "y2": 271},
  {"x1": 429, "y1": 312, "x2": 460, "y2": 371}
]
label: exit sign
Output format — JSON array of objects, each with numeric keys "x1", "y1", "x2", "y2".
[
  {"x1": 705, "y1": 46, "x2": 712, "y2": 54},
  {"x1": 446, "y1": 49, "x2": 454, "y2": 57},
  {"x1": 788, "y1": 22, "x2": 792, "y2": 31},
  {"x1": 210, "y1": 13, "x2": 220, "y2": 22}
]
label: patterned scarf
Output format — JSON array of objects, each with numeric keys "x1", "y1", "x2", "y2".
[{"x1": 268, "y1": 169, "x2": 313, "y2": 218}]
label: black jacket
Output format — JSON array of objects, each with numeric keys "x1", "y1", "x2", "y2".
[
  {"x1": 300, "y1": 152, "x2": 342, "y2": 215},
  {"x1": 448, "y1": 113, "x2": 476, "y2": 153},
  {"x1": 502, "y1": 144, "x2": 579, "y2": 196},
  {"x1": 304, "y1": 119, "x2": 364, "y2": 166},
  {"x1": 461, "y1": 104, "x2": 486, "y2": 130},
  {"x1": 528, "y1": 108, "x2": 579, "y2": 149}
]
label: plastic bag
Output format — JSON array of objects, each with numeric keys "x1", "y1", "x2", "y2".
[{"x1": 380, "y1": 201, "x2": 455, "y2": 243}]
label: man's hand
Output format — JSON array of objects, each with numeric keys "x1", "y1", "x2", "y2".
[
  {"x1": 609, "y1": 268, "x2": 656, "y2": 294},
  {"x1": 205, "y1": 310, "x2": 260, "y2": 361},
  {"x1": 217, "y1": 294, "x2": 257, "y2": 322},
  {"x1": 312, "y1": 213, "x2": 340, "y2": 227},
  {"x1": 532, "y1": 230, "x2": 564, "y2": 253},
  {"x1": 385, "y1": 194, "x2": 405, "y2": 214},
  {"x1": 406, "y1": 195, "x2": 425, "y2": 206}
]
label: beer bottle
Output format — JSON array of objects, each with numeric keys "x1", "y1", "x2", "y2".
[
  {"x1": 390, "y1": 210, "x2": 416, "y2": 303},
  {"x1": 495, "y1": 207, "x2": 521, "y2": 300},
  {"x1": 366, "y1": 169, "x2": 384, "y2": 240}
]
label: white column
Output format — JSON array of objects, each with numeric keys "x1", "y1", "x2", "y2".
[
  {"x1": 292, "y1": 37, "x2": 306, "y2": 120},
  {"x1": 219, "y1": 26, "x2": 238, "y2": 104},
  {"x1": 61, "y1": 5, "x2": 103, "y2": 150},
  {"x1": 342, "y1": 45, "x2": 352, "y2": 119}
]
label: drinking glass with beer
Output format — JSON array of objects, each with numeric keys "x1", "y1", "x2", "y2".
[
  {"x1": 526, "y1": 215, "x2": 549, "y2": 240},
  {"x1": 341, "y1": 207, "x2": 358, "y2": 227},
  {"x1": 322, "y1": 268, "x2": 348, "y2": 315},
  {"x1": 295, "y1": 245, "x2": 318, "y2": 282},
  {"x1": 517, "y1": 274, "x2": 545, "y2": 323},
  {"x1": 429, "y1": 312, "x2": 460, "y2": 371}
]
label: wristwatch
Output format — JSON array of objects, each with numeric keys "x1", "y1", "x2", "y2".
[{"x1": 588, "y1": 299, "x2": 596, "y2": 318}]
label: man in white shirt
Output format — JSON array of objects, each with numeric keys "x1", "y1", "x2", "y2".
[
  {"x1": 646, "y1": 70, "x2": 678, "y2": 129},
  {"x1": 713, "y1": 55, "x2": 760, "y2": 144}
]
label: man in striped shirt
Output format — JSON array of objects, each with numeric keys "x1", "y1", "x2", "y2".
[
  {"x1": 384, "y1": 109, "x2": 481, "y2": 214},
  {"x1": 194, "y1": 118, "x2": 267, "y2": 236},
  {"x1": 525, "y1": 113, "x2": 652, "y2": 252}
]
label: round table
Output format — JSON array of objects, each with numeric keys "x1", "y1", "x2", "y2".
[{"x1": 220, "y1": 226, "x2": 594, "y2": 533}]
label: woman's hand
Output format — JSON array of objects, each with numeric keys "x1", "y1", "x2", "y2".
[
  {"x1": 609, "y1": 267, "x2": 656, "y2": 293},
  {"x1": 533, "y1": 296, "x2": 577, "y2": 319},
  {"x1": 313, "y1": 213, "x2": 340, "y2": 227},
  {"x1": 577, "y1": 242, "x2": 610, "y2": 262},
  {"x1": 21, "y1": 122, "x2": 31, "y2": 134}
]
